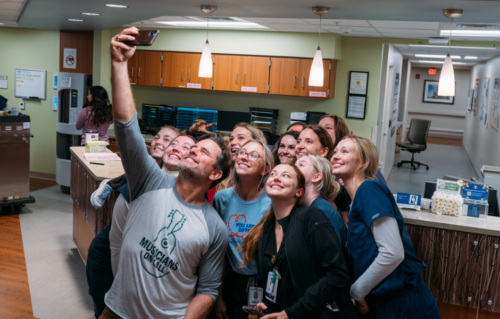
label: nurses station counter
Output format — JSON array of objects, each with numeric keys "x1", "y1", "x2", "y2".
[
  {"x1": 401, "y1": 209, "x2": 500, "y2": 318},
  {"x1": 70, "y1": 146, "x2": 124, "y2": 262},
  {"x1": 68, "y1": 147, "x2": 500, "y2": 317}
]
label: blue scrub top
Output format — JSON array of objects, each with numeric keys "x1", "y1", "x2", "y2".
[
  {"x1": 347, "y1": 180, "x2": 426, "y2": 302},
  {"x1": 311, "y1": 196, "x2": 347, "y2": 249}
]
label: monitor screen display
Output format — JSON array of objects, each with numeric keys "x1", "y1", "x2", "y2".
[
  {"x1": 217, "y1": 110, "x2": 252, "y2": 133},
  {"x1": 141, "y1": 104, "x2": 176, "y2": 132},
  {"x1": 176, "y1": 107, "x2": 218, "y2": 134}
]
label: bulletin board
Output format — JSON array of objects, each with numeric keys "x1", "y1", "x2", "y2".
[{"x1": 15, "y1": 69, "x2": 47, "y2": 100}]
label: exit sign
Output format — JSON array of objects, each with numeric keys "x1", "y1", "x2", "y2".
[{"x1": 428, "y1": 69, "x2": 437, "y2": 75}]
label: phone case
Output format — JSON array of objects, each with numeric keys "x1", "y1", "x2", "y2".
[{"x1": 123, "y1": 30, "x2": 160, "y2": 46}]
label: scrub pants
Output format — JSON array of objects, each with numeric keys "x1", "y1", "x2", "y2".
[{"x1": 369, "y1": 278, "x2": 440, "y2": 319}]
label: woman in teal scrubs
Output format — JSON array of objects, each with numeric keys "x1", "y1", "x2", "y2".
[{"x1": 331, "y1": 135, "x2": 440, "y2": 318}]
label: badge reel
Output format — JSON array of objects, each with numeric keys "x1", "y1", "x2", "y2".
[{"x1": 265, "y1": 267, "x2": 281, "y2": 303}]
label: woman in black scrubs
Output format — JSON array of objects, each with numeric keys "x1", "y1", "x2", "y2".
[{"x1": 240, "y1": 163, "x2": 358, "y2": 319}]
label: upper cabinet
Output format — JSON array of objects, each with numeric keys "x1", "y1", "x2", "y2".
[
  {"x1": 133, "y1": 50, "x2": 336, "y2": 98},
  {"x1": 269, "y1": 57, "x2": 334, "y2": 98},
  {"x1": 137, "y1": 51, "x2": 163, "y2": 87},
  {"x1": 214, "y1": 55, "x2": 270, "y2": 94},
  {"x1": 162, "y1": 53, "x2": 212, "y2": 89}
]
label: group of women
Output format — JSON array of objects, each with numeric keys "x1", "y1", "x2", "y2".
[{"x1": 80, "y1": 86, "x2": 440, "y2": 319}]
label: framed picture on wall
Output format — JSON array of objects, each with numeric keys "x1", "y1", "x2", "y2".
[
  {"x1": 422, "y1": 80, "x2": 455, "y2": 104},
  {"x1": 348, "y1": 71, "x2": 369, "y2": 95},
  {"x1": 346, "y1": 94, "x2": 367, "y2": 120}
]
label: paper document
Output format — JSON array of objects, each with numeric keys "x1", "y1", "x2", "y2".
[{"x1": 84, "y1": 153, "x2": 121, "y2": 161}]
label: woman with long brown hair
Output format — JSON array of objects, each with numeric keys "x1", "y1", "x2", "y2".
[
  {"x1": 332, "y1": 136, "x2": 438, "y2": 318},
  {"x1": 76, "y1": 86, "x2": 114, "y2": 145},
  {"x1": 241, "y1": 163, "x2": 358, "y2": 319},
  {"x1": 295, "y1": 124, "x2": 334, "y2": 160},
  {"x1": 272, "y1": 131, "x2": 300, "y2": 165}
]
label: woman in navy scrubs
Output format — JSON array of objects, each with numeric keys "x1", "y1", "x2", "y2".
[{"x1": 331, "y1": 136, "x2": 440, "y2": 318}]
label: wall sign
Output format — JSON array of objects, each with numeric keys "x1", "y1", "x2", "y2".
[
  {"x1": 63, "y1": 48, "x2": 77, "y2": 69},
  {"x1": 346, "y1": 95, "x2": 367, "y2": 120},
  {"x1": 309, "y1": 91, "x2": 327, "y2": 97},
  {"x1": 348, "y1": 71, "x2": 369, "y2": 95},
  {"x1": 241, "y1": 86, "x2": 257, "y2": 92},
  {"x1": 187, "y1": 83, "x2": 201, "y2": 89}
]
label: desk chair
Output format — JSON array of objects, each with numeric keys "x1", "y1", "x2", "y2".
[{"x1": 397, "y1": 118, "x2": 431, "y2": 171}]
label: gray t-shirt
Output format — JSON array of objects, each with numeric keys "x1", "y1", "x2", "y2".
[{"x1": 105, "y1": 113, "x2": 228, "y2": 318}]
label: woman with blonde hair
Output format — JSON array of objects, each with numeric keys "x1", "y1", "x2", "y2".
[
  {"x1": 212, "y1": 139, "x2": 274, "y2": 319},
  {"x1": 242, "y1": 163, "x2": 358, "y2": 319},
  {"x1": 295, "y1": 154, "x2": 346, "y2": 249},
  {"x1": 332, "y1": 136, "x2": 439, "y2": 318}
]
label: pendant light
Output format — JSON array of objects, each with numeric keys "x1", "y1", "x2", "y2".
[
  {"x1": 309, "y1": 6, "x2": 329, "y2": 87},
  {"x1": 438, "y1": 9, "x2": 463, "y2": 96},
  {"x1": 199, "y1": 5, "x2": 217, "y2": 78}
]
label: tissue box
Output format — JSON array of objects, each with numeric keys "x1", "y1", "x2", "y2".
[
  {"x1": 85, "y1": 141, "x2": 107, "y2": 153},
  {"x1": 462, "y1": 199, "x2": 488, "y2": 219},
  {"x1": 431, "y1": 192, "x2": 463, "y2": 217}
]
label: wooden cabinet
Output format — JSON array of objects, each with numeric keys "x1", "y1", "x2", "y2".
[
  {"x1": 269, "y1": 57, "x2": 334, "y2": 98},
  {"x1": 128, "y1": 52, "x2": 138, "y2": 85},
  {"x1": 479, "y1": 236, "x2": 500, "y2": 315},
  {"x1": 214, "y1": 55, "x2": 270, "y2": 93},
  {"x1": 162, "y1": 53, "x2": 212, "y2": 89},
  {"x1": 137, "y1": 51, "x2": 162, "y2": 86},
  {"x1": 86, "y1": 174, "x2": 97, "y2": 235},
  {"x1": 187, "y1": 53, "x2": 213, "y2": 89}
]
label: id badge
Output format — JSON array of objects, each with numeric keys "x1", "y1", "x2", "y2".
[
  {"x1": 265, "y1": 270, "x2": 280, "y2": 303},
  {"x1": 248, "y1": 286, "x2": 263, "y2": 306}
]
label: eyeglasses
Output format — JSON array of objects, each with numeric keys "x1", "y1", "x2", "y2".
[{"x1": 236, "y1": 150, "x2": 261, "y2": 161}]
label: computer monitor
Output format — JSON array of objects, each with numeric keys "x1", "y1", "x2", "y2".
[
  {"x1": 217, "y1": 110, "x2": 252, "y2": 133},
  {"x1": 176, "y1": 107, "x2": 218, "y2": 134},
  {"x1": 307, "y1": 112, "x2": 326, "y2": 124},
  {"x1": 141, "y1": 104, "x2": 177, "y2": 134}
]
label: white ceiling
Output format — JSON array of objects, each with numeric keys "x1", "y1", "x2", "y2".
[
  {"x1": 125, "y1": 17, "x2": 500, "y2": 42},
  {"x1": 393, "y1": 44, "x2": 500, "y2": 68},
  {"x1": 0, "y1": 0, "x2": 28, "y2": 27}
]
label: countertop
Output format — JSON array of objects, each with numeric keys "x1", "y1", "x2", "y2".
[
  {"x1": 401, "y1": 208, "x2": 500, "y2": 237},
  {"x1": 108, "y1": 127, "x2": 154, "y2": 143},
  {"x1": 70, "y1": 146, "x2": 125, "y2": 181}
]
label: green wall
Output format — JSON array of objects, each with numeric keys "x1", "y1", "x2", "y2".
[{"x1": 0, "y1": 27, "x2": 60, "y2": 175}]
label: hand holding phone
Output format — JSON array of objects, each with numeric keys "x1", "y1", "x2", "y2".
[
  {"x1": 242, "y1": 306, "x2": 265, "y2": 318},
  {"x1": 122, "y1": 30, "x2": 160, "y2": 46}
]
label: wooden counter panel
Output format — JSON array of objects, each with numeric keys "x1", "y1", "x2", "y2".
[
  {"x1": 73, "y1": 203, "x2": 95, "y2": 263},
  {"x1": 479, "y1": 236, "x2": 500, "y2": 314}
]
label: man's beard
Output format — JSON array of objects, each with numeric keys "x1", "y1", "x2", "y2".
[{"x1": 177, "y1": 160, "x2": 211, "y2": 181}]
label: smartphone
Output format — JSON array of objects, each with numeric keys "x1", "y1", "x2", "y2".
[
  {"x1": 122, "y1": 30, "x2": 160, "y2": 46},
  {"x1": 242, "y1": 306, "x2": 264, "y2": 317}
]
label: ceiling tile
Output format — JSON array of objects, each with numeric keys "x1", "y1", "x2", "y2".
[
  {"x1": 149, "y1": 16, "x2": 193, "y2": 22},
  {"x1": 377, "y1": 28, "x2": 438, "y2": 35},
  {"x1": 302, "y1": 19, "x2": 370, "y2": 27},
  {"x1": 259, "y1": 23, "x2": 318, "y2": 31},
  {"x1": 382, "y1": 33, "x2": 434, "y2": 39},
  {"x1": 369, "y1": 21, "x2": 439, "y2": 30},
  {"x1": 244, "y1": 18, "x2": 308, "y2": 24},
  {"x1": 0, "y1": 2, "x2": 22, "y2": 10},
  {"x1": 318, "y1": 25, "x2": 376, "y2": 33}
]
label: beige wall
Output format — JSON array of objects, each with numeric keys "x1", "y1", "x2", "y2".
[
  {"x1": 406, "y1": 67, "x2": 471, "y2": 139},
  {"x1": 0, "y1": 27, "x2": 60, "y2": 175}
]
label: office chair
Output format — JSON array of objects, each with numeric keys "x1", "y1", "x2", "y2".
[{"x1": 397, "y1": 118, "x2": 431, "y2": 171}]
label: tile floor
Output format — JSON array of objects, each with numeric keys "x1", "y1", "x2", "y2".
[
  {"x1": 19, "y1": 185, "x2": 94, "y2": 319},
  {"x1": 386, "y1": 143, "x2": 477, "y2": 194}
]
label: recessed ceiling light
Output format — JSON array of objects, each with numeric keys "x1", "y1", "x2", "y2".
[
  {"x1": 409, "y1": 44, "x2": 497, "y2": 50},
  {"x1": 68, "y1": 19, "x2": 84, "y2": 22},
  {"x1": 81, "y1": 12, "x2": 100, "y2": 16},
  {"x1": 441, "y1": 30, "x2": 500, "y2": 37},
  {"x1": 155, "y1": 21, "x2": 267, "y2": 29},
  {"x1": 105, "y1": 4, "x2": 129, "y2": 8},
  {"x1": 415, "y1": 54, "x2": 461, "y2": 59},
  {"x1": 464, "y1": 56, "x2": 478, "y2": 59},
  {"x1": 417, "y1": 60, "x2": 467, "y2": 65}
]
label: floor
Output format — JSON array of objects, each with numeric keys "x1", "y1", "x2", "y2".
[
  {"x1": 0, "y1": 178, "x2": 94, "y2": 319},
  {"x1": 387, "y1": 139, "x2": 477, "y2": 195}
]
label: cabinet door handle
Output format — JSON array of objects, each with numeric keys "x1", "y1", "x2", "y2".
[
  {"x1": 494, "y1": 243, "x2": 499, "y2": 249},
  {"x1": 467, "y1": 296, "x2": 472, "y2": 302},
  {"x1": 243, "y1": 73, "x2": 245, "y2": 85},
  {"x1": 302, "y1": 77, "x2": 304, "y2": 88},
  {"x1": 189, "y1": 70, "x2": 191, "y2": 81},
  {"x1": 235, "y1": 73, "x2": 238, "y2": 84},
  {"x1": 138, "y1": 68, "x2": 140, "y2": 78},
  {"x1": 182, "y1": 70, "x2": 184, "y2": 81},
  {"x1": 293, "y1": 76, "x2": 296, "y2": 88},
  {"x1": 131, "y1": 67, "x2": 134, "y2": 77},
  {"x1": 474, "y1": 240, "x2": 478, "y2": 246}
]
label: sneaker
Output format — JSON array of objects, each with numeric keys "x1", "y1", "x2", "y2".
[{"x1": 90, "y1": 179, "x2": 112, "y2": 209}]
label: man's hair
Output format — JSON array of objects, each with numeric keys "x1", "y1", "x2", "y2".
[
  {"x1": 197, "y1": 133, "x2": 233, "y2": 189},
  {"x1": 286, "y1": 121, "x2": 306, "y2": 132}
]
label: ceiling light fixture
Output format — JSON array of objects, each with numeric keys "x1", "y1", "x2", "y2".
[
  {"x1": 198, "y1": 5, "x2": 216, "y2": 78},
  {"x1": 438, "y1": 9, "x2": 463, "y2": 97},
  {"x1": 440, "y1": 30, "x2": 500, "y2": 37},
  {"x1": 417, "y1": 60, "x2": 467, "y2": 65},
  {"x1": 464, "y1": 56, "x2": 478, "y2": 59},
  {"x1": 309, "y1": 6, "x2": 329, "y2": 87},
  {"x1": 105, "y1": 4, "x2": 129, "y2": 8},
  {"x1": 415, "y1": 54, "x2": 461, "y2": 59},
  {"x1": 68, "y1": 19, "x2": 84, "y2": 22},
  {"x1": 408, "y1": 44, "x2": 497, "y2": 50},
  {"x1": 81, "y1": 13, "x2": 100, "y2": 16},
  {"x1": 155, "y1": 21, "x2": 267, "y2": 29}
]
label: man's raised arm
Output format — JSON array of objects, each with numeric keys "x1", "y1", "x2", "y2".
[{"x1": 111, "y1": 27, "x2": 138, "y2": 123}]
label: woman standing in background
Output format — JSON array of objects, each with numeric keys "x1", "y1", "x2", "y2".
[
  {"x1": 76, "y1": 86, "x2": 113, "y2": 145},
  {"x1": 272, "y1": 131, "x2": 300, "y2": 165}
]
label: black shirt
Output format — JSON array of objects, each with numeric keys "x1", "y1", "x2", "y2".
[
  {"x1": 262, "y1": 214, "x2": 300, "y2": 317},
  {"x1": 334, "y1": 186, "x2": 351, "y2": 212}
]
